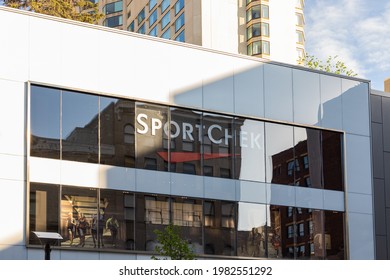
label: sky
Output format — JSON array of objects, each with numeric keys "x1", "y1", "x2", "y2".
[{"x1": 304, "y1": 0, "x2": 390, "y2": 90}]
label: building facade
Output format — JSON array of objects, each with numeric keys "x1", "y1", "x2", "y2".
[
  {"x1": 0, "y1": 7, "x2": 374, "y2": 260},
  {"x1": 100, "y1": 0, "x2": 305, "y2": 64}
]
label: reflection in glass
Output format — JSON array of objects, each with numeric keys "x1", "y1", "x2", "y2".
[
  {"x1": 265, "y1": 123, "x2": 294, "y2": 185},
  {"x1": 204, "y1": 201, "x2": 236, "y2": 256},
  {"x1": 235, "y1": 118, "x2": 265, "y2": 182},
  {"x1": 237, "y1": 203, "x2": 267, "y2": 258},
  {"x1": 172, "y1": 197, "x2": 203, "y2": 254},
  {"x1": 170, "y1": 108, "x2": 202, "y2": 175},
  {"x1": 325, "y1": 211, "x2": 345, "y2": 259},
  {"x1": 294, "y1": 127, "x2": 322, "y2": 188},
  {"x1": 135, "y1": 103, "x2": 169, "y2": 171},
  {"x1": 29, "y1": 183, "x2": 59, "y2": 245},
  {"x1": 60, "y1": 186, "x2": 97, "y2": 248},
  {"x1": 30, "y1": 86, "x2": 61, "y2": 159},
  {"x1": 322, "y1": 131, "x2": 344, "y2": 191},
  {"x1": 135, "y1": 194, "x2": 170, "y2": 251},
  {"x1": 62, "y1": 91, "x2": 99, "y2": 163},
  {"x1": 203, "y1": 114, "x2": 234, "y2": 178},
  {"x1": 100, "y1": 97, "x2": 135, "y2": 167}
]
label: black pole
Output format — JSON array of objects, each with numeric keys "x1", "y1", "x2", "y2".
[{"x1": 44, "y1": 243, "x2": 51, "y2": 260}]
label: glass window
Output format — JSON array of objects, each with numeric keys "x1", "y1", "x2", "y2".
[
  {"x1": 296, "y1": 0, "x2": 304, "y2": 9},
  {"x1": 135, "y1": 194, "x2": 170, "y2": 251},
  {"x1": 161, "y1": 0, "x2": 170, "y2": 13},
  {"x1": 261, "y1": 22, "x2": 269, "y2": 36},
  {"x1": 175, "y1": 30, "x2": 185, "y2": 42},
  {"x1": 170, "y1": 108, "x2": 202, "y2": 175},
  {"x1": 149, "y1": 0, "x2": 157, "y2": 11},
  {"x1": 234, "y1": 118, "x2": 265, "y2": 182},
  {"x1": 128, "y1": 21, "x2": 135, "y2": 32},
  {"x1": 202, "y1": 113, "x2": 234, "y2": 178},
  {"x1": 62, "y1": 91, "x2": 99, "y2": 163},
  {"x1": 104, "y1": 15, "x2": 123, "y2": 27},
  {"x1": 261, "y1": 4, "x2": 269, "y2": 18},
  {"x1": 30, "y1": 85, "x2": 61, "y2": 159},
  {"x1": 138, "y1": 24, "x2": 146, "y2": 34},
  {"x1": 149, "y1": 25, "x2": 158, "y2": 36},
  {"x1": 135, "y1": 103, "x2": 169, "y2": 171},
  {"x1": 296, "y1": 13, "x2": 304, "y2": 26},
  {"x1": 322, "y1": 131, "x2": 344, "y2": 191},
  {"x1": 204, "y1": 201, "x2": 236, "y2": 256},
  {"x1": 246, "y1": 23, "x2": 260, "y2": 40},
  {"x1": 175, "y1": 0, "x2": 184, "y2": 15},
  {"x1": 100, "y1": 97, "x2": 135, "y2": 167},
  {"x1": 162, "y1": 27, "x2": 171, "y2": 39},
  {"x1": 138, "y1": 8, "x2": 145, "y2": 25},
  {"x1": 149, "y1": 9, "x2": 158, "y2": 27},
  {"x1": 253, "y1": 41, "x2": 261, "y2": 54},
  {"x1": 60, "y1": 186, "x2": 98, "y2": 248},
  {"x1": 294, "y1": 127, "x2": 322, "y2": 188},
  {"x1": 29, "y1": 183, "x2": 59, "y2": 245},
  {"x1": 262, "y1": 40, "x2": 270, "y2": 54},
  {"x1": 296, "y1": 30, "x2": 304, "y2": 44},
  {"x1": 103, "y1": 0, "x2": 123, "y2": 15},
  {"x1": 265, "y1": 123, "x2": 294, "y2": 185},
  {"x1": 324, "y1": 210, "x2": 345, "y2": 259},
  {"x1": 175, "y1": 12, "x2": 185, "y2": 32},
  {"x1": 161, "y1": 10, "x2": 170, "y2": 30},
  {"x1": 237, "y1": 203, "x2": 267, "y2": 258}
]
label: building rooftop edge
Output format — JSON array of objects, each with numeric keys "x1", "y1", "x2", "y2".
[{"x1": 0, "y1": 6, "x2": 370, "y2": 85}]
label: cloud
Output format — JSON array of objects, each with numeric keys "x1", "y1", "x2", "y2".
[{"x1": 305, "y1": 0, "x2": 390, "y2": 87}]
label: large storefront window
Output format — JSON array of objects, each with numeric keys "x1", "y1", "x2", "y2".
[
  {"x1": 28, "y1": 183, "x2": 345, "y2": 259},
  {"x1": 29, "y1": 84, "x2": 344, "y2": 190}
]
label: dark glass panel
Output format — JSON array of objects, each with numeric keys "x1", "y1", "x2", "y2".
[
  {"x1": 237, "y1": 203, "x2": 267, "y2": 258},
  {"x1": 267, "y1": 205, "x2": 295, "y2": 259},
  {"x1": 60, "y1": 186, "x2": 97, "y2": 248},
  {"x1": 322, "y1": 131, "x2": 344, "y2": 191},
  {"x1": 170, "y1": 108, "x2": 202, "y2": 175},
  {"x1": 100, "y1": 97, "x2": 135, "y2": 167},
  {"x1": 235, "y1": 118, "x2": 265, "y2": 182},
  {"x1": 100, "y1": 189, "x2": 133, "y2": 250},
  {"x1": 135, "y1": 103, "x2": 169, "y2": 171},
  {"x1": 294, "y1": 127, "x2": 323, "y2": 188},
  {"x1": 204, "y1": 200, "x2": 236, "y2": 256},
  {"x1": 203, "y1": 113, "x2": 234, "y2": 178},
  {"x1": 62, "y1": 91, "x2": 99, "y2": 163},
  {"x1": 135, "y1": 194, "x2": 170, "y2": 251},
  {"x1": 30, "y1": 85, "x2": 60, "y2": 159},
  {"x1": 324, "y1": 210, "x2": 345, "y2": 259},
  {"x1": 265, "y1": 123, "x2": 294, "y2": 185},
  {"x1": 29, "y1": 183, "x2": 59, "y2": 245},
  {"x1": 172, "y1": 197, "x2": 203, "y2": 254}
]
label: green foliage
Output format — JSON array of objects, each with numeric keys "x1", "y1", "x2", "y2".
[
  {"x1": 152, "y1": 224, "x2": 196, "y2": 260},
  {"x1": 3, "y1": 0, "x2": 103, "y2": 24},
  {"x1": 299, "y1": 52, "x2": 357, "y2": 77}
]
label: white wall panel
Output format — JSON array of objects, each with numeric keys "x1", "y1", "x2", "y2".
[
  {"x1": 0, "y1": 180, "x2": 25, "y2": 246},
  {"x1": 170, "y1": 173, "x2": 204, "y2": 198},
  {"x1": 342, "y1": 80, "x2": 370, "y2": 136},
  {"x1": 345, "y1": 134, "x2": 372, "y2": 194},
  {"x1": 99, "y1": 165, "x2": 135, "y2": 191},
  {"x1": 266, "y1": 184, "x2": 295, "y2": 206},
  {"x1": 99, "y1": 252, "x2": 136, "y2": 260},
  {"x1": 59, "y1": 250, "x2": 99, "y2": 260},
  {"x1": 135, "y1": 169, "x2": 170, "y2": 194},
  {"x1": 237, "y1": 180, "x2": 267, "y2": 204},
  {"x1": 61, "y1": 160, "x2": 99, "y2": 188},
  {"x1": 234, "y1": 61, "x2": 264, "y2": 118},
  {"x1": 295, "y1": 187, "x2": 323, "y2": 209},
  {"x1": 204, "y1": 177, "x2": 236, "y2": 201},
  {"x1": 0, "y1": 154, "x2": 25, "y2": 181},
  {"x1": 293, "y1": 69, "x2": 321, "y2": 126},
  {"x1": 347, "y1": 192, "x2": 373, "y2": 214},
  {"x1": 29, "y1": 157, "x2": 60, "y2": 184},
  {"x1": 0, "y1": 245, "x2": 27, "y2": 260},
  {"x1": 0, "y1": 11, "x2": 29, "y2": 82},
  {"x1": 27, "y1": 248, "x2": 60, "y2": 260},
  {"x1": 264, "y1": 64, "x2": 293, "y2": 122},
  {"x1": 0, "y1": 80, "x2": 25, "y2": 156},
  {"x1": 323, "y1": 190, "x2": 345, "y2": 211},
  {"x1": 348, "y1": 213, "x2": 375, "y2": 259}
]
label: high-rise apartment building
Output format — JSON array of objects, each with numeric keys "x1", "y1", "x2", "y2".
[
  {"x1": 100, "y1": 0, "x2": 305, "y2": 64},
  {"x1": 385, "y1": 77, "x2": 390, "y2": 92}
]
